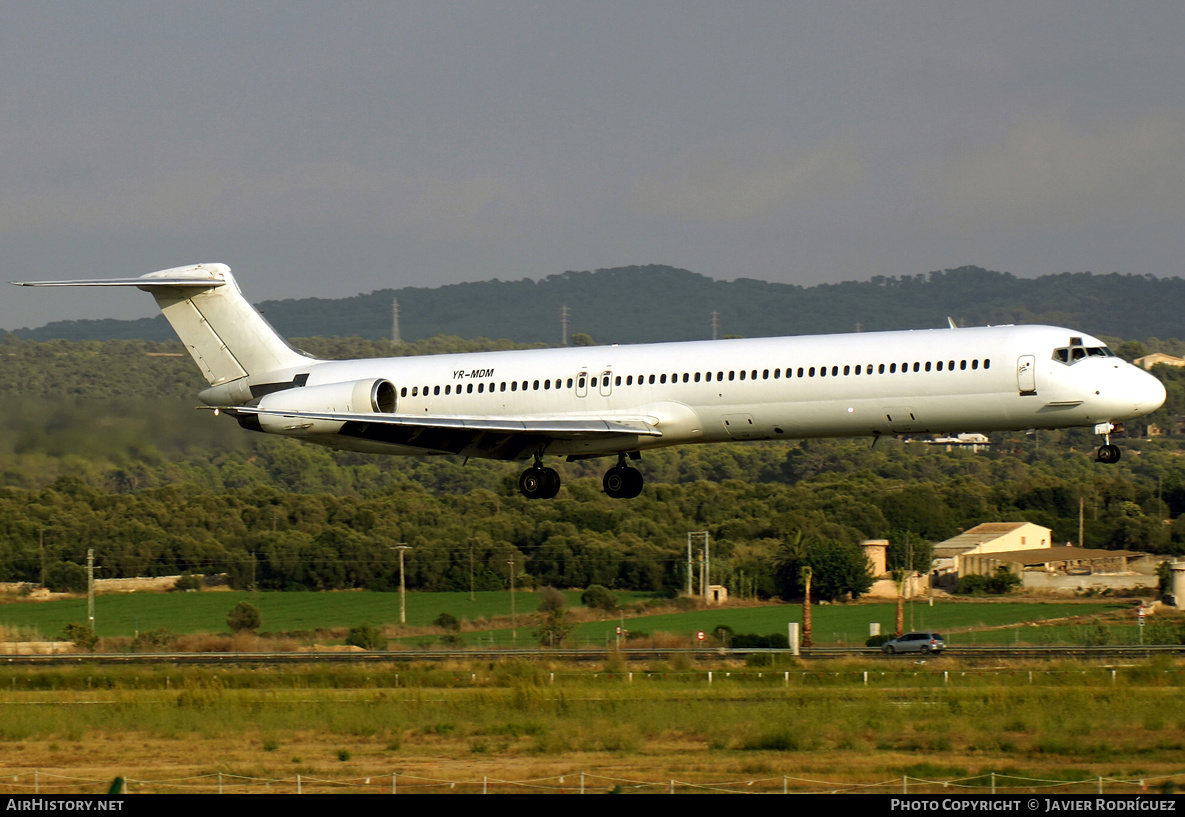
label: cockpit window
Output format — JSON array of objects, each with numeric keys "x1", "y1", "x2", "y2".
[{"x1": 1052, "y1": 346, "x2": 1114, "y2": 364}]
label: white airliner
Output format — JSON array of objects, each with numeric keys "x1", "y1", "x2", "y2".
[{"x1": 14, "y1": 263, "x2": 1166, "y2": 499}]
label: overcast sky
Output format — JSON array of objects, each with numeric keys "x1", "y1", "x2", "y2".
[{"x1": 3, "y1": 1, "x2": 1184, "y2": 330}]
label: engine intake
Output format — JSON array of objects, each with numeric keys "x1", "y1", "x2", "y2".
[{"x1": 255, "y1": 378, "x2": 396, "y2": 435}]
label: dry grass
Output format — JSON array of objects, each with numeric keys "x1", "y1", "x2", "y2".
[{"x1": 1, "y1": 657, "x2": 1184, "y2": 794}]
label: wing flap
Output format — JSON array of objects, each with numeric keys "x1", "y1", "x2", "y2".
[
  {"x1": 220, "y1": 406, "x2": 659, "y2": 459},
  {"x1": 227, "y1": 406, "x2": 661, "y2": 438}
]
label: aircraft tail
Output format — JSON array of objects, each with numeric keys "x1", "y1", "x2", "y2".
[{"x1": 14, "y1": 263, "x2": 316, "y2": 386}]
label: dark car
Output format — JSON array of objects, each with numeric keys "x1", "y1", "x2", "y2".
[{"x1": 881, "y1": 632, "x2": 946, "y2": 654}]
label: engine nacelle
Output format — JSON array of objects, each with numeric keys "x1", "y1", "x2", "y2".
[{"x1": 255, "y1": 378, "x2": 396, "y2": 436}]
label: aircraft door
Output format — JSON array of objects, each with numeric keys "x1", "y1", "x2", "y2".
[
  {"x1": 599, "y1": 369, "x2": 613, "y2": 397},
  {"x1": 1017, "y1": 355, "x2": 1037, "y2": 395},
  {"x1": 576, "y1": 370, "x2": 589, "y2": 398}
]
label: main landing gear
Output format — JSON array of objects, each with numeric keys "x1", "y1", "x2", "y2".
[
  {"x1": 603, "y1": 454, "x2": 644, "y2": 499},
  {"x1": 518, "y1": 458, "x2": 561, "y2": 500},
  {"x1": 1095, "y1": 422, "x2": 1122, "y2": 465},
  {"x1": 516, "y1": 453, "x2": 645, "y2": 499}
]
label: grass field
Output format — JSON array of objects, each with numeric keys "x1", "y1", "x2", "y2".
[
  {"x1": 0, "y1": 588, "x2": 1145, "y2": 647},
  {"x1": 0, "y1": 657, "x2": 1183, "y2": 794}
]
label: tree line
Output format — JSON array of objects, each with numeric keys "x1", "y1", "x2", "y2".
[{"x1": 3, "y1": 335, "x2": 1185, "y2": 597}]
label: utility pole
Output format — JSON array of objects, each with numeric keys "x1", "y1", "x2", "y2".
[
  {"x1": 391, "y1": 544, "x2": 411, "y2": 624},
  {"x1": 469, "y1": 541, "x2": 476, "y2": 602},
  {"x1": 687, "y1": 531, "x2": 709, "y2": 598},
  {"x1": 390, "y1": 298, "x2": 402, "y2": 349},
  {"x1": 508, "y1": 556, "x2": 516, "y2": 642},
  {"x1": 710, "y1": 311, "x2": 719, "y2": 340},
  {"x1": 86, "y1": 548, "x2": 96, "y2": 631},
  {"x1": 560, "y1": 305, "x2": 570, "y2": 346}
]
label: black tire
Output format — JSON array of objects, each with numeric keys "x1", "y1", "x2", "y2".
[
  {"x1": 883, "y1": 645, "x2": 895, "y2": 655},
  {"x1": 541, "y1": 467, "x2": 561, "y2": 498},
  {"x1": 519, "y1": 467, "x2": 551, "y2": 499},
  {"x1": 622, "y1": 466, "x2": 644, "y2": 498},
  {"x1": 603, "y1": 466, "x2": 627, "y2": 498},
  {"x1": 1097, "y1": 444, "x2": 1121, "y2": 464}
]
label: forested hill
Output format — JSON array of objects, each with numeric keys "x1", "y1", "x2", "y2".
[{"x1": 10, "y1": 265, "x2": 1185, "y2": 345}]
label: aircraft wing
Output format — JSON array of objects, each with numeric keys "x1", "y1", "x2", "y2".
[{"x1": 223, "y1": 406, "x2": 662, "y2": 460}]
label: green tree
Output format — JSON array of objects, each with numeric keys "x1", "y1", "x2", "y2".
[
  {"x1": 45, "y1": 561, "x2": 87, "y2": 593},
  {"x1": 345, "y1": 624, "x2": 387, "y2": 650},
  {"x1": 227, "y1": 602, "x2": 262, "y2": 633},
  {"x1": 534, "y1": 609, "x2": 573, "y2": 647},
  {"x1": 63, "y1": 622, "x2": 98, "y2": 652},
  {"x1": 581, "y1": 584, "x2": 618, "y2": 611}
]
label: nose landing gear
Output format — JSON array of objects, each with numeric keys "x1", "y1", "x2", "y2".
[
  {"x1": 1094, "y1": 422, "x2": 1122, "y2": 464},
  {"x1": 1096, "y1": 443, "x2": 1121, "y2": 464}
]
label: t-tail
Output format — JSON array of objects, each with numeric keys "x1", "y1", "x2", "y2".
[{"x1": 13, "y1": 263, "x2": 316, "y2": 386}]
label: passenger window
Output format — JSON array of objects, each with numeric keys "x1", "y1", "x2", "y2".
[{"x1": 925, "y1": 361, "x2": 931, "y2": 372}]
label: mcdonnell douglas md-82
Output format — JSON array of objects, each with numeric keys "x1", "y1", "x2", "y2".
[{"x1": 14, "y1": 263, "x2": 1167, "y2": 499}]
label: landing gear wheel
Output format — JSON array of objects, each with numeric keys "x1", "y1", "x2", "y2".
[
  {"x1": 519, "y1": 466, "x2": 561, "y2": 499},
  {"x1": 1096, "y1": 444, "x2": 1121, "y2": 464},
  {"x1": 603, "y1": 465, "x2": 644, "y2": 499}
]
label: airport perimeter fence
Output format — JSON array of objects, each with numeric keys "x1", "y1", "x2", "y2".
[{"x1": 2, "y1": 769, "x2": 1184, "y2": 795}]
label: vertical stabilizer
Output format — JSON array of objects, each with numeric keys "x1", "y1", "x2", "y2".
[
  {"x1": 13, "y1": 263, "x2": 316, "y2": 385},
  {"x1": 137, "y1": 264, "x2": 314, "y2": 385}
]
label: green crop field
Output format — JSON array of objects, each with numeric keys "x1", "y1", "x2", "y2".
[
  {"x1": 0, "y1": 590, "x2": 1134, "y2": 646},
  {"x1": 0, "y1": 590, "x2": 665, "y2": 640}
]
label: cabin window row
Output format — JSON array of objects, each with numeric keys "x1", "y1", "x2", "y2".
[{"x1": 398, "y1": 358, "x2": 992, "y2": 398}]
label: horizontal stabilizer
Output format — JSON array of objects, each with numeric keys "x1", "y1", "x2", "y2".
[{"x1": 12, "y1": 278, "x2": 227, "y2": 288}]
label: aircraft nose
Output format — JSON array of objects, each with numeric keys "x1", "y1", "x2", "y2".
[{"x1": 1133, "y1": 369, "x2": 1167, "y2": 415}]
